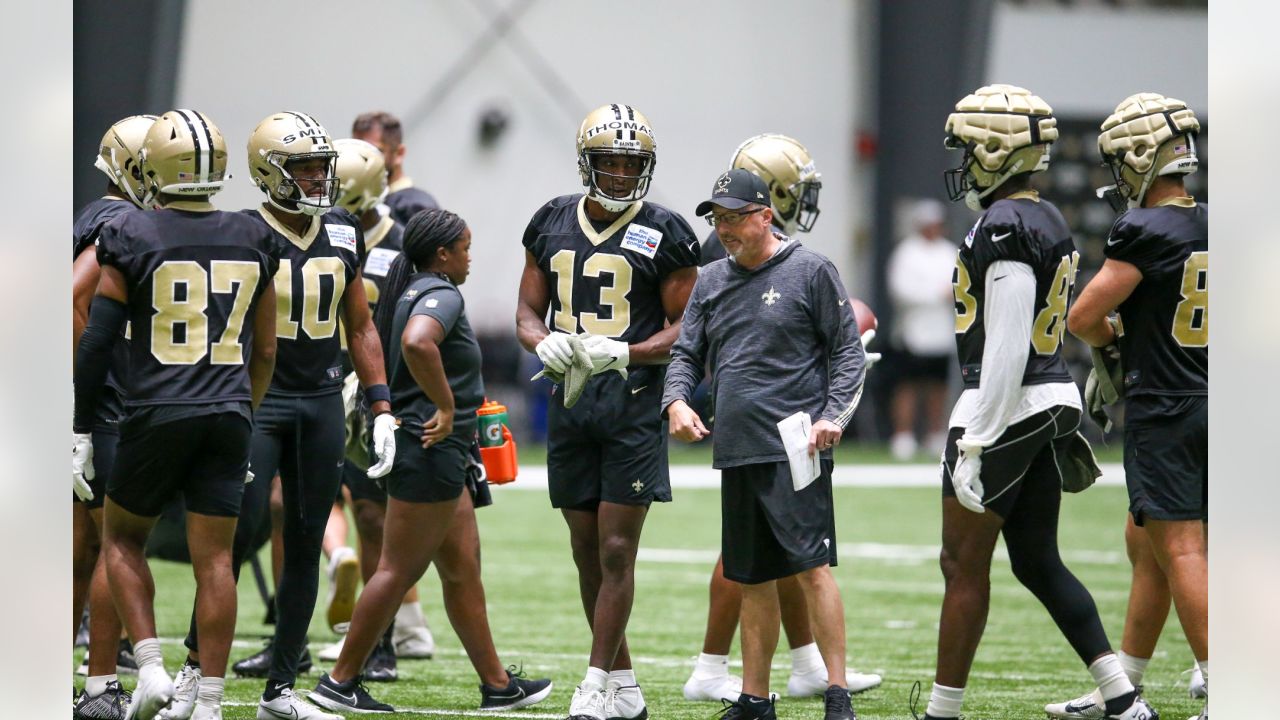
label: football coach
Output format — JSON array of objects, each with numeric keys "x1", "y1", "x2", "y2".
[{"x1": 662, "y1": 168, "x2": 866, "y2": 720}]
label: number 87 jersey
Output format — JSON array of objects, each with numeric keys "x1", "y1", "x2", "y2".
[
  {"x1": 952, "y1": 193, "x2": 1079, "y2": 389},
  {"x1": 522, "y1": 194, "x2": 699, "y2": 345}
]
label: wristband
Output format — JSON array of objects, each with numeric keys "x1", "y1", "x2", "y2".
[{"x1": 365, "y1": 383, "x2": 391, "y2": 405}]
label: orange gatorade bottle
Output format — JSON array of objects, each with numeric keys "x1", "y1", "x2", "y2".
[{"x1": 476, "y1": 400, "x2": 518, "y2": 484}]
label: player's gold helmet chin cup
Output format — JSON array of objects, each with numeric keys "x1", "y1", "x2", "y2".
[
  {"x1": 96, "y1": 114, "x2": 159, "y2": 208},
  {"x1": 333, "y1": 138, "x2": 388, "y2": 216},
  {"x1": 139, "y1": 110, "x2": 229, "y2": 206},
  {"x1": 576, "y1": 104, "x2": 657, "y2": 213},
  {"x1": 1097, "y1": 93, "x2": 1200, "y2": 212},
  {"x1": 944, "y1": 84, "x2": 1057, "y2": 212},
  {"x1": 730, "y1": 134, "x2": 822, "y2": 234},
  {"x1": 248, "y1": 111, "x2": 340, "y2": 216}
]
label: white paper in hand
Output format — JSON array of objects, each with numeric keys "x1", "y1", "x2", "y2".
[{"x1": 776, "y1": 411, "x2": 820, "y2": 492}]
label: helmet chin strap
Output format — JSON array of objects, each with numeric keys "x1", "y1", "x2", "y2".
[
  {"x1": 589, "y1": 191, "x2": 633, "y2": 213},
  {"x1": 964, "y1": 157, "x2": 1027, "y2": 212}
]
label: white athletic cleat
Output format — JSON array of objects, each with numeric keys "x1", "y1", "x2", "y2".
[
  {"x1": 1045, "y1": 688, "x2": 1105, "y2": 719},
  {"x1": 325, "y1": 547, "x2": 360, "y2": 634},
  {"x1": 257, "y1": 688, "x2": 342, "y2": 720},
  {"x1": 125, "y1": 664, "x2": 175, "y2": 720},
  {"x1": 392, "y1": 624, "x2": 435, "y2": 659},
  {"x1": 566, "y1": 685, "x2": 607, "y2": 720},
  {"x1": 605, "y1": 684, "x2": 647, "y2": 720},
  {"x1": 1106, "y1": 696, "x2": 1157, "y2": 720},
  {"x1": 189, "y1": 704, "x2": 220, "y2": 720},
  {"x1": 317, "y1": 636, "x2": 345, "y2": 662},
  {"x1": 157, "y1": 663, "x2": 202, "y2": 720},
  {"x1": 1187, "y1": 664, "x2": 1207, "y2": 699},
  {"x1": 682, "y1": 673, "x2": 742, "y2": 702},
  {"x1": 786, "y1": 668, "x2": 882, "y2": 697}
]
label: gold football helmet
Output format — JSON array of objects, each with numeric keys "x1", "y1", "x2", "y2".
[
  {"x1": 1097, "y1": 93, "x2": 1200, "y2": 212},
  {"x1": 333, "y1": 138, "x2": 388, "y2": 216},
  {"x1": 944, "y1": 84, "x2": 1057, "y2": 211},
  {"x1": 247, "y1": 111, "x2": 339, "y2": 216},
  {"x1": 576, "y1": 104, "x2": 657, "y2": 212},
  {"x1": 730, "y1": 134, "x2": 822, "y2": 234},
  {"x1": 95, "y1": 114, "x2": 158, "y2": 208},
  {"x1": 139, "y1": 109, "x2": 229, "y2": 205}
]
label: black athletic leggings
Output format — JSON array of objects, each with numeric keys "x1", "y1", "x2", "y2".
[{"x1": 185, "y1": 392, "x2": 346, "y2": 686}]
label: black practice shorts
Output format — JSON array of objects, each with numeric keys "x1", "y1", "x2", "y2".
[
  {"x1": 108, "y1": 408, "x2": 252, "y2": 518},
  {"x1": 897, "y1": 350, "x2": 950, "y2": 383},
  {"x1": 547, "y1": 368, "x2": 671, "y2": 509},
  {"x1": 721, "y1": 459, "x2": 837, "y2": 584},
  {"x1": 1125, "y1": 396, "x2": 1207, "y2": 526},
  {"x1": 384, "y1": 431, "x2": 471, "y2": 504},
  {"x1": 941, "y1": 405, "x2": 1082, "y2": 519}
]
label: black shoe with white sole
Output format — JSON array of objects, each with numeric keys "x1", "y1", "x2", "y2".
[
  {"x1": 233, "y1": 639, "x2": 313, "y2": 678},
  {"x1": 309, "y1": 673, "x2": 394, "y2": 714},
  {"x1": 479, "y1": 666, "x2": 553, "y2": 711},
  {"x1": 363, "y1": 635, "x2": 398, "y2": 683}
]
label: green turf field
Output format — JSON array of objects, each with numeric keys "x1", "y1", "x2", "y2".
[{"x1": 74, "y1": 482, "x2": 1200, "y2": 719}]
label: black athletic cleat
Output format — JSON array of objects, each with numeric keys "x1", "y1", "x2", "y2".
[
  {"x1": 823, "y1": 685, "x2": 858, "y2": 720},
  {"x1": 308, "y1": 672, "x2": 394, "y2": 714},
  {"x1": 715, "y1": 695, "x2": 777, "y2": 720},
  {"x1": 73, "y1": 679, "x2": 131, "y2": 720},
  {"x1": 363, "y1": 634, "x2": 398, "y2": 682},
  {"x1": 479, "y1": 666, "x2": 553, "y2": 711},
  {"x1": 232, "y1": 639, "x2": 312, "y2": 678}
]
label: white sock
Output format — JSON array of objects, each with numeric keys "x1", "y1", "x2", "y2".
[
  {"x1": 581, "y1": 667, "x2": 609, "y2": 692},
  {"x1": 926, "y1": 683, "x2": 964, "y2": 718},
  {"x1": 196, "y1": 676, "x2": 225, "y2": 708},
  {"x1": 1197, "y1": 659, "x2": 1208, "y2": 687},
  {"x1": 608, "y1": 669, "x2": 637, "y2": 689},
  {"x1": 790, "y1": 642, "x2": 825, "y2": 676},
  {"x1": 1117, "y1": 652, "x2": 1150, "y2": 687},
  {"x1": 85, "y1": 674, "x2": 117, "y2": 697},
  {"x1": 693, "y1": 653, "x2": 730, "y2": 679},
  {"x1": 395, "y1": 600, "x2": 427, "y2": 629},
  {"x1": 132, "y1": 637, "x2": 164, "y2": 670},
  {"x1": 1089, "y1": 654, "x2": 1136, "y2": 702}
]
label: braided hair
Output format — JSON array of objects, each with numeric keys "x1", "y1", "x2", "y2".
[{"x1": 373, "y1": 208, "x2": 468, "y2": 355}]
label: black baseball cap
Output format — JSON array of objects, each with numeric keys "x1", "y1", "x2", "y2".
[{"x1": 695, "y1": 168, "x2": 770, "y2": 216}]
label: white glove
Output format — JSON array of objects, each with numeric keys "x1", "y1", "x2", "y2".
[
  {"x1": 860, "y1": 328, "x2": 881, "y2": 369},
  {"x1": 535, "y1": 331, "x2": 575, "y2": 374},
  {"x1": 72, "y1": 433, "x2": 95, "y2": 502},
  {"x1": 366, "y1": 413, "x2": 399, "y2": 479},
  {"x1": 951, "y1": 443, "x2": 985, "y2": 513},
  {"x1": 580, "y1": 334, "x2": 630, "y2": 376}
]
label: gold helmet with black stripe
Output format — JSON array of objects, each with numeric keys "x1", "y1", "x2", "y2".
[
  {"x1": 1097, "y1": 92, "x2": 1201, "y2": 212},
  {"x1": 730, "y1": 134, "x2": 822, "y2": 234},
  {"x1": 247, "y1": 111, "x2": 339, "y2": 216},
  {"x1": 139, "y1": 109, "x2": 229, "y2": 205},
  {"x1": 576, "y1": 103, "x2": 657, "y2": 212},
  {"x1": 333, "y1": 138, "x2": 388, "y2": 216},
  {"x1": 95, "y1": 114, "x2": 159, "y2": 208},
  {"x1": 944, "y1": 84, "x2": 1057, "y2": 211}
]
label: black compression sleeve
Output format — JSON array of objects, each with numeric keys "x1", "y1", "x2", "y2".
[{"x1": 73, "y1": 296, "x2": 128, "y2": 433}]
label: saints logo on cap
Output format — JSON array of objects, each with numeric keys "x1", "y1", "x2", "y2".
[{"x1": 715, "y1": 172, "x2": 733, "y2": 194}]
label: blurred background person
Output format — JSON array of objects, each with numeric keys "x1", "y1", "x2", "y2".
[{"x1": 886, "y1": 199, "x2": 955, "y2": 461}]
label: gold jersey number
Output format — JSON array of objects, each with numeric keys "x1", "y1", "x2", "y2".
[
  {"x1": 150, "y1": 260, "x2": 260, "y2": 365},
  {"x1": 1172, "y1": 251, "x2": 1208, "y2": 347},
  {"x1": 274, "y1": 257, "x2": 348, "y2": 340},
  {"x1": 549, "y1": 250, "x2": 633, "y2": 336},
  {"x1": 1031, "y1": 251, "x2": 1080, "y2": 355}
]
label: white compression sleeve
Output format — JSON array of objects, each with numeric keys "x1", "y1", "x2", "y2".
[{"x1": 958, "y1": 260, "x2": 1035, "y2": 451}]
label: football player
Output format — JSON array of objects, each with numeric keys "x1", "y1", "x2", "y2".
[
  {"x1": 516, "y1": 103, "x2": 699, "y2": 720},
  {"x1": 168, "y1": 112, "x2": 396, "y2": 720},
  {"x1": 912, "y1": 86, "x2": 1156, "y2": 720},
  {"x1": 72, "y1": 109, "x2": 281, "y2": 720},
  {"x1": 72, "y1": 113, "x2": 155, "y2": 720},
  {"x1": 682, "y1": 134, "x2": 882, "y2": 703},
  {"x1": 1047, "y1": 93, "x2": 1207, "y2": 720},
  {"x1": 351, "y1": 111, "x2": 439, "y2": 226}
]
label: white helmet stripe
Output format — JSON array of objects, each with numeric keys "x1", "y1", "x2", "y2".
[{"x1": 176, "y1": 108, "x2": 213, "y2": 184}]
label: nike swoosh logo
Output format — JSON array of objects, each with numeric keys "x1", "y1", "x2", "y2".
[
  {"x1": 993, "y1": 275, "x2": 1007, "y2": 282},
  {"x1": 631, "y1": 385, "x2": 647, "y2": 395},
  {"x1": 991, "y1": 232, "x2": 1011, "y2": 242},
  {"x1": 1064, "y1": 701, "x2": 1099, "y2": 712},
  {"x1": 326, "y1": 688, "x2": 358, "y2": 704},
  {"x1": 838, "y1": 299, "x2": 847, "y2": 306},
  {"x1": 262, "y1": 705, "x2": 300, "y2": 719},
  {"x1": 274, "y1": 683, "x2": 291, "y2": 691},
  {"x1": 1107, "y1": 235, "x2": 1124, "y2": 246},
  {"x1": 489, "y1": 690, "x2": 527, "y2": 700}
]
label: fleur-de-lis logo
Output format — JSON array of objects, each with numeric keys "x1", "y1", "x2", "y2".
[
  {"x1": 762, "y1": 287, "x2": 780, "y2": 306},
  {"x1": 715, "y1": 172, "x2": 733, "y2": 194},
  {"x1": 632, "y1": 479, "x2": 644, "y2": 493}
]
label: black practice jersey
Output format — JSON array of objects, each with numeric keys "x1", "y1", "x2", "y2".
[
  {"x1": 247, "y1": 207, "x2": 366, "y2": 396},
  {"x1": 358, "y1": 214, "x2": 405, "y2": 313},
  {"x1": 1104, "y1": 200, "x2": 1208, "y2": 420},
  {"x1": 75, "y1": 196, "x2": 138, "y2": 395},
  {"x1": 385, "y1": 184, "x2": 439, "y2": 227},
  {"x1": 953, "y1": 194, "x2": 1079, "y2": 389},
  {"x1": 387, "y1": 272, "x2": 485, "y2": 437},
  {"x1": 95, "y1": 206, "x2": 281, "y2": 407},
  {"x1": 522, "y1": 195, "x2": 700, "y2": 348}
]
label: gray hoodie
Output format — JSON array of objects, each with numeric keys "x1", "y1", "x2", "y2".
[{"x1": 662, "y1": 239, "x2": 865, "y2": 468}]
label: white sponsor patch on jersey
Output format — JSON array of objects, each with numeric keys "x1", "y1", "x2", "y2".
[
  {"x1": 620, "y1": 223, "x2": 662, "y2": 258},
  {"x1": 364, "y1": 247, "x2": 399, "y2": 277},
  {"x1": 425, "y1": 298, "x2": 439, "y2": 308},
  {"x1": 326, "y1": 224, "x2": 358, "y2": 253}
]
